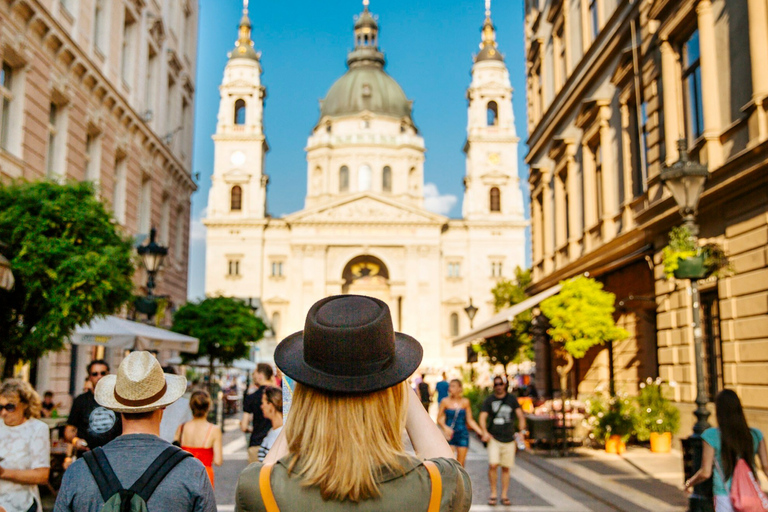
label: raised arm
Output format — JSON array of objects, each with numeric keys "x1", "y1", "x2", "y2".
[{"x1": 405, "y1": 387, "x2": 455, "y2": 460}]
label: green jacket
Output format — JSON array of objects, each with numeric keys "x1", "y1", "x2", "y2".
[{"x1": 235, "y1": 455, "x2": 472, "y2": 512}]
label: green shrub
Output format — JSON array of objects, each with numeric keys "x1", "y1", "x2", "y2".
[
  {"x1": 634, "y1": 377, "x2": 681, "y2": 441},
  {"x1": 585, "y1": 392, "x2": 637, "y2": 443},
  {"x1": 464, "y1": 386, "x2": 492, "y2": 421}
]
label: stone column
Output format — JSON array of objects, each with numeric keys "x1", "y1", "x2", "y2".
[
  {"x1": 660, "y1": 39, "x2": 681, "y2": 164},
  {"x1": 565, "y1": 146, "x2": 581, "y2": 260},
  {"x1": 542, "y1": 172, "x2": 555, "y2": 274},
  {"x1": 696, "y1": 0, "x2": 723, "y2": 167},
  {"x1": 554, "y1": 171, "x2": 567, "y2": 250},
  {"x1": 599, "y1": 109, "x2": 616, "y2": 240},
  {"x1": 747, "y1": 0, "x2": 768, "y2": 142}
]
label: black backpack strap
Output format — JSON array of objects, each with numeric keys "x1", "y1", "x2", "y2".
[
  {"x1": 83, "y1": 448, "x2": 124, "y2": 503},
  {"x1": 129, "y1": 446, "x2": 193, "y2": 502}
]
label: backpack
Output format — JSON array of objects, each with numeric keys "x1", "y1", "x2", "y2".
[
  {"x1": 258, "y1": 460, "x2": 443, "y2": 512},
  {"x1": 730, "y1": 459, "x2": 768, "y2": 512},
  {"x1": 83, "y1": 446, "x2": 192, "y2": 512}
]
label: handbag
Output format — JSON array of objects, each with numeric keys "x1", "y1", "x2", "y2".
[
  {"x1": 442, "y1": 407, "x2": 459, "y2": 442},
  {"x1": 715, "y1": 455, "x2": 768, "y2": 512}
]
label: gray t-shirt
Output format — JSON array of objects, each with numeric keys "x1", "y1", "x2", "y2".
[{"x1": 54, "y1": 433, "x2": 216, "y2": 512}]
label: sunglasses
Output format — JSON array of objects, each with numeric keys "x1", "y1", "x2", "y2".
[
  {"x1": 0, "y1": 403, "x2": 17, "y2": 412},
  {"x1": 90, "y1": 371, "x2": 108, "y2": 377},
  {"x1": 493, "y1": 382, "x2": 505, "y2": 387}
]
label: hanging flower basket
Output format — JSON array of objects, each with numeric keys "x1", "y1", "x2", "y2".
[{"x1": 673, "y1": 254, "x2": 707, "y2": 280}]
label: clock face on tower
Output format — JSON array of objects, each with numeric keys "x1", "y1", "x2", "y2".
[{"x1": 230, "y1": 151, "x2": 246, "y2": 166}]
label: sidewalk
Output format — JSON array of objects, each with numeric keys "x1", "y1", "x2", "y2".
[{"x1": 519, "y1": 444, "x2": 688, "y2": 512}]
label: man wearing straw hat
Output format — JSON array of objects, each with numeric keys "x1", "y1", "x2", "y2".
[{"x1": 54, "y1": 351, "x2": 217, "y2": 512}]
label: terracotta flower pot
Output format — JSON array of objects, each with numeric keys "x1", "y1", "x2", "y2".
[
  {"x1": 650, "y1": 432, "x2": 672, "y2": 453},
  {"x1": 605, "y1": 435, "x2": 626, "y2": 454}
]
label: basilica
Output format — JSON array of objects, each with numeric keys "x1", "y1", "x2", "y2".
[{"x1": 204, "y1": 2, "x2": 527, "y2": 367}]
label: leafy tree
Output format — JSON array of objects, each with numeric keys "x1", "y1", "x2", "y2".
[
  {"x1": 539, "y1": 276, "x2": 628, "y2": 395},
  {"x1": 0, "y1": 181, "x2": 135, "y2": 377},
  {"x1": 477, "y1": 267, "x2": 534, "y2": 371},
  {"x1": 171, "y1": 297, "x2": 267, "y2": 382}
]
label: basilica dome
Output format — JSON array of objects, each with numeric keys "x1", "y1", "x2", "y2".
[{"x1": 321, "y1": 65, "x2": 412, "y2": 119}]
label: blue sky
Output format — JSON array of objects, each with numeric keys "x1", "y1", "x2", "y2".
[{"x1": 188, "y1": 0, "x2": 530, "y2": 299}]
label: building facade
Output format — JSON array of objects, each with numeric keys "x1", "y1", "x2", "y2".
[
  {"x1": 0, "y1": 0, "x2": 198, "y2": 405},
  {"x1": 525, "y1": 0, "x2": 768, "y2": 433},
  {"x1": 205, "y1": 4, "x2": 527, "y2": 368}
]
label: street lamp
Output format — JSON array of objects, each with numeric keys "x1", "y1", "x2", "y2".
[
  {"x1": 135, "y1": 228, "x2": 168, "y2": 319},
  {"x1": 660, "y1": 139, "x2": 711, "y2": 512},
  {"x1": 464, "y1": 299, "x2": 478, "y2": 329}
]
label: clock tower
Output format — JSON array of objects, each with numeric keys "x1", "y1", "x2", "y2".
[
  {"x1": 462, "y1": 1, "x2": 524, "y2": 222},
  {"x1": 208, "y1": 2, "x2": 268, "y2": 221}
]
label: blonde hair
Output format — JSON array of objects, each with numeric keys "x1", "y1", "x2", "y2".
[
  {"x1": 1, "y1": 379, "x2": 42, "y2": 419},
  {"x1": 284, "y1": 381, "x2": 408, "y2": 502}
]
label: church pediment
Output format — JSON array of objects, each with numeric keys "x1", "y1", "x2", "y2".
[{"x1": 286, "y1": 193, "x2": 447, "y2": 225}]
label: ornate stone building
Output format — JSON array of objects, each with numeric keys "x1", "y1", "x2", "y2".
[
  {"x1": 525, "y1": 0, "x2": 768, "y2": 434},
  {"x1": 204, "y1": 3, "x2": 527, "y2": 367},
  {"x1": 0, "y1": 0, "x2": 198, "y2": 403}
]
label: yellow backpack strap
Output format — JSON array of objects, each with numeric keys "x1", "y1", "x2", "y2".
[
  {"x1": 423, "y1": 460, "x2": 442, "y2": 512},
  {"x1": 259, "y1": 463, "x2": 280, "y2": 512}
]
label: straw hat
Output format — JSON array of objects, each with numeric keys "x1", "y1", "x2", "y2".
[
  {"x1": 275, "y1": 295, "x2": 423, "y2": 394},
  {"x1": 95, "y1": 351, "x2": 187, "y2": 413}
]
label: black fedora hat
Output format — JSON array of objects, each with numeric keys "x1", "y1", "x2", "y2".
[{"x1": 274, "y1": 295, "x2": 423, "y2": 393}]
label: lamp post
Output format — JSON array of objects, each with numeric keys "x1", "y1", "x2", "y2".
[
  {"x1": 464, "y1": 299, "x2": 478, "y2": 329},
  {"x1": 660, "y1": 139, "x2": 711, "y2": 512},
  {"x1": 135, "y1": 228, "x2": 168, "y2": 320}
]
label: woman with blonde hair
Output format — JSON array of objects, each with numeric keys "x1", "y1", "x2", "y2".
[
  {"x1": 175, "y1": 390, "x2": 223, "y2": 488},
  {"x1": 235, "y1": 295, "x2": 471, "y2": 511},
  {"x1": 0, "y1": 379, "x2": 50, "y2": 512}
]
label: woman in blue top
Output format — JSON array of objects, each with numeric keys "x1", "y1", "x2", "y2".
[
  {"x1": 684, "y1": 389, "x2": 768, "y2": 511},
  {"x1": 437, "y1": 380, "x2": 483, "y2": 467}
]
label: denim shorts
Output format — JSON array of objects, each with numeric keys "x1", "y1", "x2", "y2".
[{"x1": 449, "y1": 429, "x2": 469, "y2": 448}]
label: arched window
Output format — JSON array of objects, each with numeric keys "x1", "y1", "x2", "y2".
[
  {"x1": 339, "y1": 165, "x2": 349, "y2": 192},
  {"x1": 450, "y1": 313, "x2": 459, "y2": 337},
  {"x1": 359, "y1": 165, "x2": 372, "y2": 191},
  {"x1": 230, "y1": 185, "x2": 242, "y2": 211},
  {"x1": 490, "y1": 187, "x2": 501, "y2": 212},
  {"x1": 487, "y1": 101, "x2": 498, "y2": 126},
  {"x1": 382, "y1": 166, "x2": 392, "y2": 192},
  {"x1": 234, "y1": 99, "x2": 246, "y2": 125}
]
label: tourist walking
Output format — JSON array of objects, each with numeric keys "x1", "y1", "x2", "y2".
[
  {"x1": 435, "y1": 372, "x2": 450, "y2": 405},
  {"x1": 418, "y1": 374, "x2": 432, "y2": 411},
  {"x1": 159, "y1": 366, "x2": 193, "y2": 443},
  {"x1": 437, "y1": 379, "x2": 483, "y2": 467},
  {"x1": 176, "y1": 390, "x2": 223, "y2": 488},
  {"x1": 684, "y1": 389, "x2": 768, "y2": 511},
  {"x1": 234, "y1": 294, "x2": 471, "y2": 511},
  {"x1": 241, "y1": 363, "x2": 275, "y2": 463},
  {"x1": 64, "y1": 359, "x2": 122, "y2": 450},
  {"x1": 256, "y1": 386, "x2": 283, "y2": 462},
  {"x1": 479, "y1": 376, "x2": 526, "y2": 507},
  {"x1": 0, "y1": 379, "x2": 50, "y2": 512},
  {"x1": 54, "y1": 351, "x2": 216, "y2": 512}
]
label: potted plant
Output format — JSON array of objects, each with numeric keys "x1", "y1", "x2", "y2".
[
  {"x1": 634, "y1": 378, "x2": 681, "y2": 453},
  {"x1": 662, "y1": 226, "x2": 730, "y2": 280},
  {"x1": 586, "y1": 393, "x2": 636, "y2": 455}
]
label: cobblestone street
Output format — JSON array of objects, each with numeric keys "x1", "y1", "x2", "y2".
[{"x1": 213, "y1": 418, "x2": 689, "y2": 512}]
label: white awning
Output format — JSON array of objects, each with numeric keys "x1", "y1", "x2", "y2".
[
  {"x1": 70, "y1": 316, "x2": 199, "y2": 353},
  {"x1": 452, "y1": 284, "x2": 563, "y2": 346}
]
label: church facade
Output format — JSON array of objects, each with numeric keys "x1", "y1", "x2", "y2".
[{"x1": 204, "y1": 3, "x2": 527, "y2": 367}]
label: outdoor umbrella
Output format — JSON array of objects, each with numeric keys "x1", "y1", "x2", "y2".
[{"x1": 70, "y1": 315, "x2": 200, "y2": 353}]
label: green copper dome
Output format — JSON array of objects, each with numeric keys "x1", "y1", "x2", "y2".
[
  {"x1": 320, "y1": 2, "x2": 412, "y2": 120},
  {"x1": 321, "y1": 65, "x2": 412, "y2": 119}
]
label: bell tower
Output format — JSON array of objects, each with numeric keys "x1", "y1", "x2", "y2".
[
  {"x1": 462, "y1": 0, "x2": 524, "y2": 222},
  {"x1": 208, "y1": 0, "x2": 268, "y2": 220}
]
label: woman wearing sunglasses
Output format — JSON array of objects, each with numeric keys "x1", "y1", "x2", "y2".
[{"x1": 0, "y1": 379, "x2": 50, "y2": 512}]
